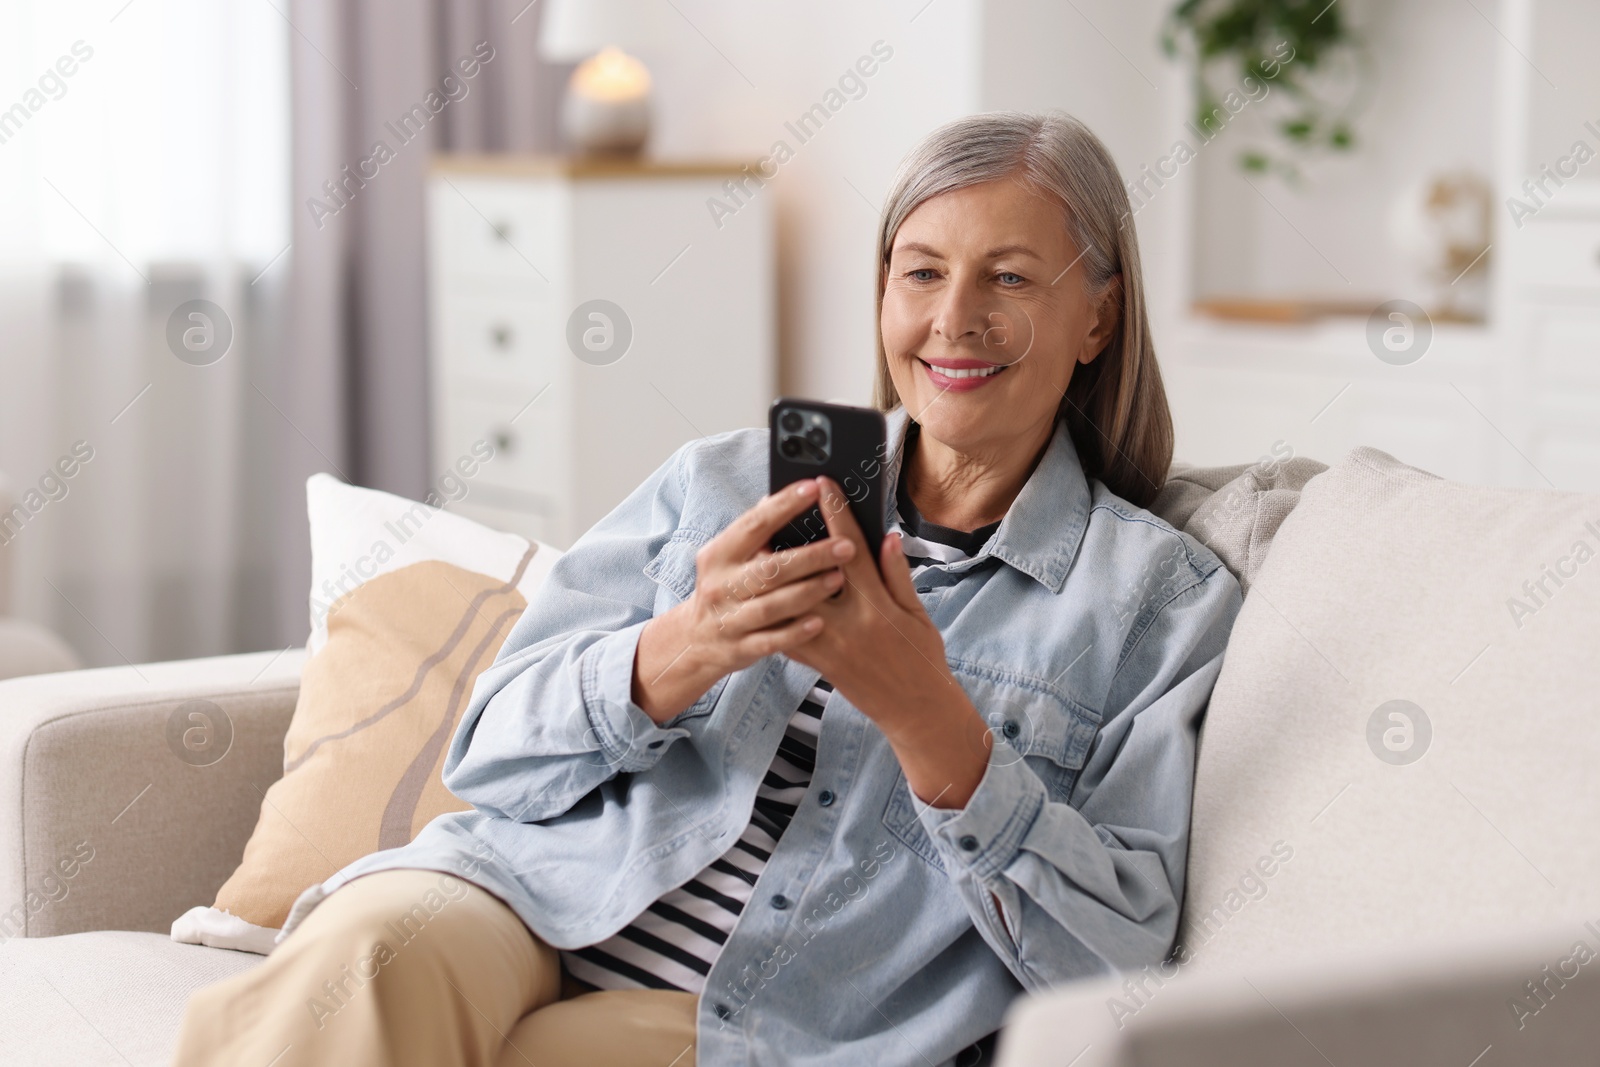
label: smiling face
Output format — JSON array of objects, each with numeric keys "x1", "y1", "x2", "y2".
[{"x1": 879, "y1": 174, "x2": 1120, "y2": 461}]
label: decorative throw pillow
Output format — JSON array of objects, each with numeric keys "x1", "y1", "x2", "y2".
[
  {"x1": 1180, "y1": 446, "x2": 1600, "y2": 976},
  {"x1": 171, "y1": 474, "x2": 559, "y2": 953}
]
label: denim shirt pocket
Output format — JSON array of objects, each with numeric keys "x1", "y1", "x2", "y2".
[
  {"x1": 641, "y1": 529, "x2": 728, "y2": 723},
  {"x1": 642, "y1": 529, "x2": 706, "y2": 602},
  {"x1": 881, "y1": 664, "x2": 1100, "y2": 871}
]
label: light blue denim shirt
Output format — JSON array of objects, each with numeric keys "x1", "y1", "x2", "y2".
[{"x1": 287, "y1": 406, "x2": 1241, "y2": 1066}]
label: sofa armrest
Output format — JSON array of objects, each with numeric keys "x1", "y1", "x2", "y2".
[
  {"x1": 996, "y1": 922, "x2": 1600, "y2": 1066},
  {"x1": 0, "y1": 648, "x2": 306, "y2": 938}
]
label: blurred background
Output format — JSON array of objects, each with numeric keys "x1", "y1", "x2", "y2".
[{"x1": 1, "y1": 0, "x2": 1596, "y2": 667}]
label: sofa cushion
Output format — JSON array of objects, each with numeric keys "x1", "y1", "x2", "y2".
[
  {"x1": 0, "y1": 930, "x2": 260, "y2": 1065},
  {"x1": 1177, "y1": 446, "x2": 1600, "y2": 976},
  {"x1": 1151, "y1": 450, "x2": 1327, "y2": 593},
  {"x1": 172, "y1": 474, "x2": 561, "y2": 952}
]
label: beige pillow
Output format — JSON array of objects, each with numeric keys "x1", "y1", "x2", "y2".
[
  {"x1": 1177, "y1": 446, "x2": 1600, "y2": 976},
  {"x1": 172, "y1": 475, "x2": 559, "y2": 952}
]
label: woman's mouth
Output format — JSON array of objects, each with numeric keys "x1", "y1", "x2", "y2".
[{"x1": 918, "y1": 357, "x2": 1009, "y2": 392}]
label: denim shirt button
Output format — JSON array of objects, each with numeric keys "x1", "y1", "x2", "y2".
[
  {"x1": 647, "y1": 740, "x2": 664, "y2": 749},
  {"x1": 958, "y1": 834, "x2": 980, "y2": 852},
  {"x1": 770, "y1": 894, "x2": 790, "y2": 910},
  {"x1": 817, "y1": 789, "x2": 835, "y2": 807},
  {"x1": 712, "y1": 1002, "x2": 732, "y2": 1020},
  {"x1": 1001, "y1": 719, "x2": 1019, "y2": 740},
  {"x1": 915, "y1": 585, "x2": 932, "y2": 594}
]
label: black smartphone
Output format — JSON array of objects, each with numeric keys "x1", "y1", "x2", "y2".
[{"x1": 769, "y1": 398, "x2": 888, "y2": 557}]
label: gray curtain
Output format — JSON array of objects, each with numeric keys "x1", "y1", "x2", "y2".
[{"x1": 271, "y1": 0, "x2": 569, "y2": 646}]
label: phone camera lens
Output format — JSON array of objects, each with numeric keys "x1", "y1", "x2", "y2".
[
  {"x1": 780, "y1": 410, "x2": 803, "y2": 433},
  {"x1": 780, "y1": 437, "x2": 802, "y2": 459},
  {"x1": 805, "y1": 427, "x2": 828, "y2": 448}
]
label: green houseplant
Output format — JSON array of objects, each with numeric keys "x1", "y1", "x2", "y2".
[{"x1": 1162, "y1": 0, "x2": 1364, "y2": 178}]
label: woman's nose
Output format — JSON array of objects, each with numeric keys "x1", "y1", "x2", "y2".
[{"x1": 931, "y1": 279, "x2": 988, "y2": 342}]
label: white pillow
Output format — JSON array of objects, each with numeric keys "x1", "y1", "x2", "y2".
[
  {"x1": 173, "y1": 474, "x2": 560, "y2": 953},
  {"x1": 305, "y1": 473, "x2": 558, "y2": 655}
]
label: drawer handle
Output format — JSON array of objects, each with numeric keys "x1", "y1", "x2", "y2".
[
  {"x1": 491, "y1": 426, "x2": 516, "y2": 455},
  {"x1": 491, "y1": 219, "x2": 514, "y2": 244},
  {"x1": 490, "y1": 324, "x2": 513, "y2": 350}
]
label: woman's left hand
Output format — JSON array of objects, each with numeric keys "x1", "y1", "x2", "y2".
[{"x1": 784, "y1": 478, "x2": 994, "y2": 808}]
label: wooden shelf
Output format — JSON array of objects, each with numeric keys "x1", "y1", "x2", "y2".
[{"x1": 1193, "y1": 297, "x2": 1486, "y2": 326}]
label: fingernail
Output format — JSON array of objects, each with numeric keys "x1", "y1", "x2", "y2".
[{"x1": 832, "y1": 540, "x2": 853, "y2": 559}]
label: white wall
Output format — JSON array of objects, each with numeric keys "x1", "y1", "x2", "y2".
[
  {"x1": 634, "y1": 0, "x2": 1209, "y2": 406},
  {"x1": 979, "y1": 0, "x2": 1188, "y2": 335},
  {"x1": 640, "y1": 0, "x2": 981, "y2": 405}
]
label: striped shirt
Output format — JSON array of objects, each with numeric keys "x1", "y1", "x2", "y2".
[
  {"x1": 562, "y1": 681, "x2": 832, "y2": 993},
  {"x1": 565, "y1": 426, "x2": 1001, "y2": 993}
]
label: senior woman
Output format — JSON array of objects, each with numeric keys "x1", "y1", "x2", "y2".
[{"x1": 174, "y1": 110, "x2": 1241, "y2": 1067}]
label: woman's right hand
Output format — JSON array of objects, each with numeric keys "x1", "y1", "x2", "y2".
[{"x1": 631, "y1": 478, "x2": 857, "y2": 723}]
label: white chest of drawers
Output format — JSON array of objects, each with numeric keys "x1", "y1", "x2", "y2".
[
  {"x1": 1502, "y1": 184, "x2": 1600, "y2": 493},
  {"x1": 426, "y1": 156, "x2": 776, "y2": 548}
]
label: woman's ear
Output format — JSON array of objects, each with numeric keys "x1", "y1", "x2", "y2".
[{"x1": 1078, "y1": 274, "x2": 1123, "y2": 365}]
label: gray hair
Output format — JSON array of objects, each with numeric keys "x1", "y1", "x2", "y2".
[{"x1": 871, "y1": 110, "x2": 1173, "y2": 506}]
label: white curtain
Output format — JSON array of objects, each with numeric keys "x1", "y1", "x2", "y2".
[{"x1": 0, "y1": 0, "x2": 291, "y2": 665}]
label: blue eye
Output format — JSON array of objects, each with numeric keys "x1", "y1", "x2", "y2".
[
  {"x1": 908, "y1": 269, "x2": 937, "y2": 282},
  {"x1": 998, "y1": 272, "x2": 1025, "y2": 285}
]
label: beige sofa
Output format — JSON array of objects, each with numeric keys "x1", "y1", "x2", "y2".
[{"x1": 3, "y1": 447, "x2": 1598, "y2": 1066}]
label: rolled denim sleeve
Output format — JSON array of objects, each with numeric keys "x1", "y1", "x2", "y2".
[
  {"x1": 918, "y1": 569, "x2": 1241, "y2": 990},
  {"x1": 921, "y1": 745, "x2": 1048, "y2": 881},
  {"x1": 441, "y1": 439, "x2": 714, "y2": 823},
  {"x1": 577, "y1": 619, "x2": 685, "y2": 771}
]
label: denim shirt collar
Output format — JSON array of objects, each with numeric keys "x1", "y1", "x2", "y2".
[{"x1": 882, "y1": 405, "x2": 1090, "y2": 595}]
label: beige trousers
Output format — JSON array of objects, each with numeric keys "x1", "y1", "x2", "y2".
[{"x1": 172, "y1": 869, "x2": 697, "y2": 1067}]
